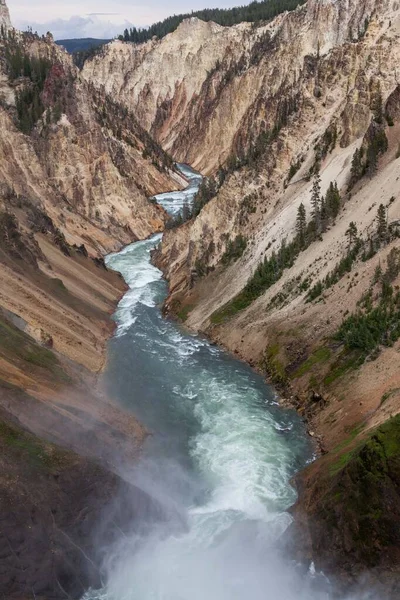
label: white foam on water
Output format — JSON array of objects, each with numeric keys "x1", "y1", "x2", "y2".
[
  {"x1": 83, "y1": 168, "x2": 367, "y2": 600},
  {"x1": 106, "y1": 237, "x2": 163, "y2": 336},
  {"x1": 153, "y1": 163, "x2": 203, "y2": 216}
]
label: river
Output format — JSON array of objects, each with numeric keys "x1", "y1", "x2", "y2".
[{"x1": 84, "y1": 166, "x2": 333, "y2": 600}]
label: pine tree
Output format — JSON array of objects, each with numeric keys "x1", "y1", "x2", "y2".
[
  {"x1": 182, "y1": 200, "x2": 192, "y2": 223},
  {"x1": 349, "y1": 148, "x2": 364, "y2": 188},
  {"x1": 346, "y1": 221, "x2": 358, "y2": 250},
  {"x1": 373, "y1": 262, "x2": 382, "y2": 284},
  {"x1": 311, "y1": 172, "x2": 321, "y2": 232},
  {"x1": 377, "y1": 204, "x2": 388, "y2": 242},
  {"x1": 367, "y1": 144, "x2": 378, "y2": 176},
  {"x1": 386, "y1": 248, "x2": 400, "y2": 282},
  {"x1": 326, "y1": 181, "x2": 341, "y2": 218},
  {"x1": 320, "y1": 195, "x2": 328, "y2": 232},
  {"x1": 296, "y1": 202, "x2": 307, "y2": 247},
  {"x1": 366, "y1": 129, "x2": 388, "y2": 177}
]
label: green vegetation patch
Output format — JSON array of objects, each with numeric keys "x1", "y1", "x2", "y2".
[
  {"x1": 221, "y1": 235, "x2": 247, "y2": 265},
  {"x1": 260, "y1": 343, "x2": 288, "y2": 386},
  {"x1": 211, "y1": 175, "x2": 343, "y2": 323},
  {"x1": 335, "y1": 248, "x2": 400, "y2": 360},
  {"x1": 177, "y1": 304, "x2": 195, "y2": 322},
  {"x1": 323, "y1": 349, "x2": 363, "y2": 386},
  {"x1": 291, "y1": 346, "x2": 331, "y2": 379},
  {"x1": 119, "y1": 0, "x2": 307, "y2": 44},
  {"x1": 210, "y1": 289, "x2": 255, "y2": 324},
  {"x1": 4, "y1": 35, "x2": 52, "y2": 133},
  {"x1": 320, "y1": 415, "x2": 400, "y2": 566},
  {"x1": 329, "y1": 417, "x2": 400, "y2": 478},
  {"x1": 0, "y1": 419, "x2": 68, "y2": 471},
  {"x1": 330, "y1": 424, "x2": 366, "y2": 470},
  {"x1": 0, "y1": 317, "x2": 69, "y2": 381}
]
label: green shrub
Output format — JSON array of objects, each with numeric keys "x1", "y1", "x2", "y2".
[{"x1": 221, "y1": 235, "x2": 247, "y2": 265}]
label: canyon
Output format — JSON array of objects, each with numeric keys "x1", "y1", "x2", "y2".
[
  {"x1": 83, "y1": 0, "x2": 400, "y2": 591},
  {"x1": 0, "y1": 10, "x2": 181, "y2": 598},
  {"x1": 1, "y1": 0, "x2": 400, "y2": 597}
]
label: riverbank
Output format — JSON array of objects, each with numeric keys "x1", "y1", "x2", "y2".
[
  {"x1": 154, "y1": 239, "x2": 400, "y2": 595},
  {"x1": 84, "y1": 196, "x2": 319, "y2": 600},
  {"x1": 0, "y1": 226, "x2": 149, "y2": 599}
]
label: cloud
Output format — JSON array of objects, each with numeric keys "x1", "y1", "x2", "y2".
[
  {"x1": 8, "y1": 0, "x2": 253, "y2": 38},
  {"x1": 15, "y1": 14, "x2": 134, "y2": 40}
]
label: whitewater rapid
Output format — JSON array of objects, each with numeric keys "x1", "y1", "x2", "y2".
[{"x1": 83, "y1": 166, "x2": 339, "y2": 600}]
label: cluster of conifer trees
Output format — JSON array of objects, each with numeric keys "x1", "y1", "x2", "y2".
[
  {"x1": 210, "y1": 174, "x2": 342, "y2": 322},
  {"x1": 3, "y1": 35, "x2": 52, "y2": 133},
  {"x1": 337, "y1": 246, "x2": 400, "y2": 356},
  {"x1": 119, "y1": 0, "x2": 306, "y2": 44},
  {"x1": 348, "y1": 93, "x2": 389, "y2": 189},
  {"x1": 306, "y1": 203, "x2": 398, "y2": 303}
]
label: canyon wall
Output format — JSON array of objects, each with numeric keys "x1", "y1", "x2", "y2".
[
  {"x1": 83, "y1": 0, "x2": 396, "y2": 174},
  {"x1": 138, "y1": 0, "x2": 400, "y2": 590},
  {"x1": 0, "y1": 0, "x2": 10, "y2": 30},
  {"x1": 0, "y1": 14, "x2": 175, "y2": 598},
  {"x1": 2, "y1": 0, "x2": 400, "y2": 595}
]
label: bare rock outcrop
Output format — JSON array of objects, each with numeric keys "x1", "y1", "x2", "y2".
[
  {"x1": 0, "y1": 0, "x2": 11, "y2": 31},
  {"x1": 0, "y1": 29, "x2": 180, "y2": 256},
  {"x1": 83, "y1": 0, "x2": 396, "y2": 174}
]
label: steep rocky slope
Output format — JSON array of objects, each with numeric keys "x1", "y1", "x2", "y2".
[
  {"x1": 139, "y1": 0, "x2": 400, "y2": 590},
  {"x1": 0, "y1": 14, "x2": 185, "y2": 387},
  {"x1": 0, "y1": 32, "x2": 181, "y2": 255},
  {"x1": 83, "y1": 0, "x2": 397, "y2": 174},
  {"x1": 0, "y1": 12, "x2": 178, "y2": 598},
  {"x1": 0, "y1": 0, "x2": 10, "y2": 30},
  {"x1": 0, "y1": 407, "x2": 149, "y2": 600}
]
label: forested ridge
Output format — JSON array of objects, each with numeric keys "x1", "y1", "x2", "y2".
[{"x1": 120, "y1": 0, "x2": 306, "y2": 44}]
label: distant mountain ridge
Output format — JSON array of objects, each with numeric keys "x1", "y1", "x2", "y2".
[{"x1": 56, "y1": 37, "x2": 110, "y2": 53}]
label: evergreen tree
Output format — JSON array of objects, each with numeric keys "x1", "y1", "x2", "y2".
[
  {"x1": 119, "y1": 0, "x2": 307, "y2": 44},
  {"x1": 366, "y1": 128, "x2": 388, "y2": 177},
  {"x1": 349, "y1": 148, "x2": 364, "y2": 188},
  {"x1": 377, "y1": 204, "x2": 388, "y2": 242},
  {"x1": 182, "y1": 200, "x2": 192, "y2": 223},
  {"x1": 385, "y1": 248, "x2": 400, "y2": 282},
  {"x1": 373, "y1": 91, "x2": 384, "y2": 125},
  {"x1": 373, "y1": 262, "x2": 383, "y2": 284},
  {"x1": 311, "y1": 172, "x2": 321, "y2": 231},
  {"x1": 346, "y1": 221, "x2": 358, "y2": 249},
  {"x1": 320, "y1": 195, "x2": 328, "y2": 232},
  {"x1": 325, "y1": 181, "x2": 341, "y2": 218},
  {"x1": 296, "y1": 202, "x2": 307, "y2": 247}
]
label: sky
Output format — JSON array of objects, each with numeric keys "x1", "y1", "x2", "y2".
[{"x1": 7, "y1": 0, "x2": 245, "y2": 39}]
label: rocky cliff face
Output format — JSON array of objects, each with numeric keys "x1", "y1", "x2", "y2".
[
  {"x1": 83, "y1": 0, "x2": 396, "y2": 174},
  {"x1": 155, "y1": 0, "x2": 400, "y2": 305},
  {"x1": 142, "y1": 0, "x2": 400, "y2": 588},
  {"x1": 0, "y1": 0, "x2": 11, "y2": 31},
  {"x1": 0, "y1": 9, "x2": 177, "y2": 598},
  {"x1": 0, "y1": 20, "x2": 183, "y2": 383},
  {"x1": 2, "y1": 0, "x2": 400, "y2": 594},
  {"x1": 0, "y1": 32, "x2": 181, "y2": 255}
]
